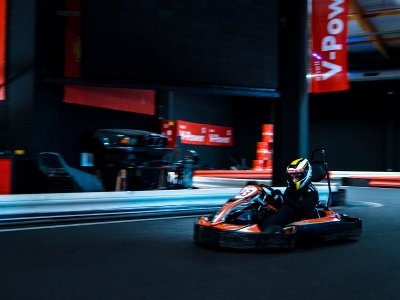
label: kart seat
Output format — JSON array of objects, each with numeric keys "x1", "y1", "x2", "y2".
[
  {"x1": 308, "y1": 204, "x2": 328, "y2": 218},
  {"x1": 309, "y1": 148, "x2": 332, "y2": 215},
  {"x1": 310, "y1": 160, "x2": 328, "y2": 182}
]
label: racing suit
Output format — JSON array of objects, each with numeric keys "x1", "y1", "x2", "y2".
[{"x1": 259, "y1": 183, "x2": 319, "y2": 231}]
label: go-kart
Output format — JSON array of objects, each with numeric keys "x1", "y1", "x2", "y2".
[{"x1": 193, "y1": 149, "x2": 362, "y2": 250}]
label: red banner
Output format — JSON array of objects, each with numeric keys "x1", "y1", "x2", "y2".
[
  {"x1": 64, "y1": 0, "x2": 81, "y2": 78},
  {"x1": 177, "y1": 120, "x2": 233, "y2": 146},
  {"x1": 0, "y1": 0, "x2": 7, "y2": 100},
  {"x1": 206, "y1": 124, "x2": 233, "y2": 146},
  {"x1": 177, "y1": 120, "x2": 208, "y2": 145},
  {"x1": 160, "y1": 119, "x2": 177, "y2": 148},
  {"x1": 310, "y1": 0, "x2": 350, "y2": 93},
  {"x1": 64, "y1": 85, "x2": 156, "y2": 115},
  {"x1": 0, "y1": 158, "x2": 11, "y2": 194}
]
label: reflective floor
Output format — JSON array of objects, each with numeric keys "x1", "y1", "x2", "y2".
[{"x1": 0, "y1": 186, "x2": 399, "y2": 300}]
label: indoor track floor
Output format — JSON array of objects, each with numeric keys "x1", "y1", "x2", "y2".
[{"x1": 0, "y1": 187, "x2": 399, "y2": 300}]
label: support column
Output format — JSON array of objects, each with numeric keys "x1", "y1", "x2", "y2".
[
  {"x1": 384, "y1": 93, "x2": 396, "y2": 171},
  {"x1": 156, "y1": 91, "x2": 175, "y2": 120},
  {"x1": 6, "y1": 0, "x2": 64, "y2": 193},
  {"x1": 273, "y1": 0, "x2": 310, "y2": 186}
]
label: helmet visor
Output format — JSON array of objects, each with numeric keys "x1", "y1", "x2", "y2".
[
  {"x1": 290, "y1": 173, "x2": 302, "y2": 182},
  {"x1": 287, "y1": 168, "x2": 304, "y2": 182}
]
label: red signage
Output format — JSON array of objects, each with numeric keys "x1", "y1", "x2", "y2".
[
  {"x1": 177, "y1": 120, "x2": 233, "y2": 146},
  {"x1": 64, "y1": 85, "x2": 156, "y2": 115},
  {"x1": 310, "y1": 0, "x2": 350, "y2": 93},
  {"x1": 206, "y1": 124, "x2": 233, "y2": 146},
  {"x1": 160, "y1": 120, "x2": 177, "y2": 148},
  {"x1": 0, "y1": 158, "x2": 11, "y2": 194},
  {"x1": 177, "y1": 120, "x2": 208, "y2": 145},
  {"x1": 0, "y1": 0, "x2": 7, "y2": 100},
  {"x1": 64, "y1": 0, "x2": 81, "y2": 78}
]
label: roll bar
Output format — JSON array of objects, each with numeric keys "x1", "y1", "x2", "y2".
[{"x1": 310, "y1": 148, "x2": 332, "y2": 209}]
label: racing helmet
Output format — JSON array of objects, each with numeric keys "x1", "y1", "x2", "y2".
[{"x1": 286, "y1": 158, "x2": 312, "y2": 190}]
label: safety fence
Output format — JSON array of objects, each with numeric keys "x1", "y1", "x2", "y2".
[
  {"x1": 194, "y1": 170, "x2": 400, "y2": 188},
  {"x1": 341, "y1": 175, "x2": 400, "y2": 188},
  {"x1": 327, "y1": 171, "x2": 400, "y2": 188},
  {"x1": 0, "y1": 185, "x2": 336, "y2": 229}
]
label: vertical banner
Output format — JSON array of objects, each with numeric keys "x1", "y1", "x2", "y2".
[
  {"x1": 310, "y1": 0, "x2": 350, "y2": 93},
  {"x1": 160, "y1": 119, "x2": 177, "y2": 148},
  {"x1": 0, "y1": 158, "x2": 11, "y2": 194},
  {"x1": 0, "y1": 0, "x2": 7, "y2": 100},
  {"x1": 64, "y1": 0, "x2": 81, "y2": 78}
]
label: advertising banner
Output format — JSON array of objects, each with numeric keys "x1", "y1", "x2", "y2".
[
  {"x1": 64, "y1": 85, "x2": 156, "y2": 115},
  {"x1": 177, "y1": 120, "x2": 208, "y2": 145},
  {"x1": 206, "y1": 124, "x2": 233, "y2": 146},
  {"x1": 160, "y1": 119, "x2": 177, "y2": 148},
  {"x1": 0, "y1": 0, "x2": 7, "y2": 100},
  {"x1": 310, "y1": 0, "x2": 350, "y2": 93},
  {"x1": 177, "y1": 120, "x2": 233, "y2": 146}
]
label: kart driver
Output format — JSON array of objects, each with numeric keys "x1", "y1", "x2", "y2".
[{"x1": 259, "y1": 157, "x2": 319, "y2": 232}]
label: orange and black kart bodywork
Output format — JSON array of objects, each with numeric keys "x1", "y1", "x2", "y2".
[{"x1": 193, "y1": 184, "x2": 362, "y2": 250}]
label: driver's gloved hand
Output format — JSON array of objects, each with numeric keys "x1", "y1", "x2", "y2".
[
  {"x1": 261, "y1": 185, "x2": 284, "y2": 208},
  {"x1": 271, "y1": 189, "x2": 284, "y2": 209},
  {"x1": 261, "y1": 185, "x2": 275, "y2": 196},
  {"x1": 272, "y1": 189, "x2": 283, "y2": 200},
  {"x1": 261, "y1": 185, "x2": 281, "y2": 199}
]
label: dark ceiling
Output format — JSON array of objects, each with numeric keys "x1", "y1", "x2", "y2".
[{"x1": 346, "y1": 0, "x2": 400, "y2": 80}]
